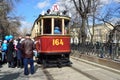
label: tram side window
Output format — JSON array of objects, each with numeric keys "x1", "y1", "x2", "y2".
[
  {"x1": 54, "y1": 19, "x2": 62, "y2": 34},
  {"x1": 64, "y1": 20, "x2": 70, "y2": 34},
  {"x1": 43, "y1": 18, "x2": 51, "y2": 34}
]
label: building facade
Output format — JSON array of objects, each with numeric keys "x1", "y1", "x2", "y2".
[{"x1": 89, "y1": 23, "x2": 113, "y2": 43}]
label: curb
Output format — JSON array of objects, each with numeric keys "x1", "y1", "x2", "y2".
[{"x1": 71, "y1": 54, "x2": 120, "y2": 72}]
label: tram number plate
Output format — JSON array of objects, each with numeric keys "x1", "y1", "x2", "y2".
[{"x1": 52, "y1": 39, "x2": 64, "y2": 46}]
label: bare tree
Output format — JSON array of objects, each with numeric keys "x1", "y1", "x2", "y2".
[
  {"x1": 95, "y1": 1, "x2": 120, "y2": 43},
  {"x1": 87, "y1": 0, "x2": 100, "y2": 43},
  {"x1": 58, "y1": 0, "x2": 119, "y2": 44},
  {"x1": 57, "y1": 0, "x2": 99, "y2": 43},
  {"x1": 0, "y1": 0, "x2": 21, "y2": 39},
  {"x1": 72, "y1": 0, "x2": 91, "y2": 43},
  {"x1": 20, "y1": 27, "x2": 31, "y2": 36}
]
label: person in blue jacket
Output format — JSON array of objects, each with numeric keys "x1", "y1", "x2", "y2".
[
  {"x1": 54, "y1": 26, "x2": 61, "y2": 34},
  {"x1": 1, "y1": 40, "x2": 7, "y2": 63}
]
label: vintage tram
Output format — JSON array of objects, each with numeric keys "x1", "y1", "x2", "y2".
[{"x1": 31, "y1": 10, "x2": 71, "y2": 67}]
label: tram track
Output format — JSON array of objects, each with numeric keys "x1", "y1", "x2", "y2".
[
  {"x1": 70, "y1": 66, "x2": 100, "y2": 80},
  {"x1": 42, "y1": 66, "x2": 100, "y2": 80},
  {"x1": 69, "y1": 58, "x2": 100, "y2": 80},
  {"x1": 71, "y1": 56, "x2": 120, "y2": 74},
  {"x1": 42, "y1": 69, "x2": 55, "y2": 80},
  {"x1": 70, "y1": 56, "x2": 120, "y2": 80},
  {"x1": 39, "y1": 56, "x2": 120, "y2": 80},
  {"x1": 41, "y1": 65, "x2": 100, "y2": 80}
]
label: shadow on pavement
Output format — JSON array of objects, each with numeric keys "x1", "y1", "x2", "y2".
[
  {"x1": 34, "y1": 64, "x2": 42, "y2": 73},
  {"x1": 0, "y1": 72, "x2": 21, "y2": 80}
]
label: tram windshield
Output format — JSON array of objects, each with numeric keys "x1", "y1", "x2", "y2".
[
  {"x1": 43, "y1": 18, "x2": 51, "y2": 34},
  {"x1": 42, "y1": 17, "x2": 70, "y2": 35},
  {"x1": 54, "y1": 19, "x2": 62, "y2": 34}
]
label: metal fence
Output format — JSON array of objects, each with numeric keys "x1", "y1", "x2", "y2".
[{"x1": 71, "y1": 42, "x2": 120, "y2": 61}]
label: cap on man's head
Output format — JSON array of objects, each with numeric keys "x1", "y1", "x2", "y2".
[{"x1": 26, "y1": 34, "x2": 31, "y2": 36}]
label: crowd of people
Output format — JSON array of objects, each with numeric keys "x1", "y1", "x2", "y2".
[{"x1": 0, "y1": 34, "x2": 36, "y2": 75}]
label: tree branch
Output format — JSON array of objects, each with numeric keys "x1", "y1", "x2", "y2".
[
  {"x1": 81, "y1": 0, "x2": 86, "y2": 11},
  {"x1": 78, "y1": 0, "x2": 82, "y2": 11},
  {"x1": 72, "y1": 0, "x2": 82, "y2": 15}
]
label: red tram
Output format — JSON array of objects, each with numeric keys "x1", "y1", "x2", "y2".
[{"x1": 31, "y1": 10, "x2": 71, "y2": 67}]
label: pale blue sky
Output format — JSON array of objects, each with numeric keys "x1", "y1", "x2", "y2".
[
  {"x1": 15, "y1": 0, "x2": 57, "y2": 30},
  {"x1": 14, "y1": 0, "x2": 120, "y2": 31}
]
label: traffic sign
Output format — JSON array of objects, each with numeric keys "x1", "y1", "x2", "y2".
[{"x1": 52, "y1": 4, "x2": 59, "y2": 11}]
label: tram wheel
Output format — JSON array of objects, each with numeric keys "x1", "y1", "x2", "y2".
[
  {"x1": 57, "y1": 61, "x2": 62, "y2": 68},
  {"x1": 42, "y1": 60, "x2": 47, "y2": 68}
]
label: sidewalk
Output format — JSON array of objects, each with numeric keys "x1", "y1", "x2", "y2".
[{"x1": 72, "y1": 54, "x2": 120, "y2": 70}]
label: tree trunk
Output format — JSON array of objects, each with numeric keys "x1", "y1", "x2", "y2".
[
  {"x1": 81, "y1": 17, "x2": 87, "y2": 43},
  {"x1": 91, "y1": 14, "x2": 95, "y2": 43}
]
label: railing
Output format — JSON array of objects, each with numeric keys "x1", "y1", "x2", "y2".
[{"x1": 71, "y1": 42, "x2": 120, "y2": 61}]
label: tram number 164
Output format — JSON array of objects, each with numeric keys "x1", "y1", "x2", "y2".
[{"x1": 52, "y1": 39, "x2": 64, "y2": 46}]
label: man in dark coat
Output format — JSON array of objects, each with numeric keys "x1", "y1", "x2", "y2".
[
  {"x1": 7, "y1": 39, "x2": 15, "y2": 68},
  {"x1": 16, "y1": 38, "x2": 23, "y2": 68},
  {"x1": 21, "y1": 34, "x2": 35, "y2": 75}
]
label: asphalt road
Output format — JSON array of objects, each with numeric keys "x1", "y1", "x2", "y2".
[{"x1": 0, "y1": 57, "x2": 120, "y2": 80}]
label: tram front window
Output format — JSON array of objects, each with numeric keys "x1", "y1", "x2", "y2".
[
  {"x1": 43, "y1": 18, "x2": 51, "y2": 34},
  {"x1": 54, "y1": 19, "x2": 62, "y2": 34}
]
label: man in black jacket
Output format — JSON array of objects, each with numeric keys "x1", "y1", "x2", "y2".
[{"x1": 21, "y1": 34, "x2": 35, "y2": 75}]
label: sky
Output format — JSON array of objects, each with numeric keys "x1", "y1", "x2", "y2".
[
  {"x1": 14, "y1": 0, "x2": 120, "y2": 32},
  {"x1": 15, "y1": 0, "x2": 57, "y2": 31}
]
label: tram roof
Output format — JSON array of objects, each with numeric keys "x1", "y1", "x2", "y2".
[
  {"x1": 31, "y1": 14, "x2": 71, "y2": 31},
  {"x1": 35, "y1": 14, "x2": 71, "y2": 22}
]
